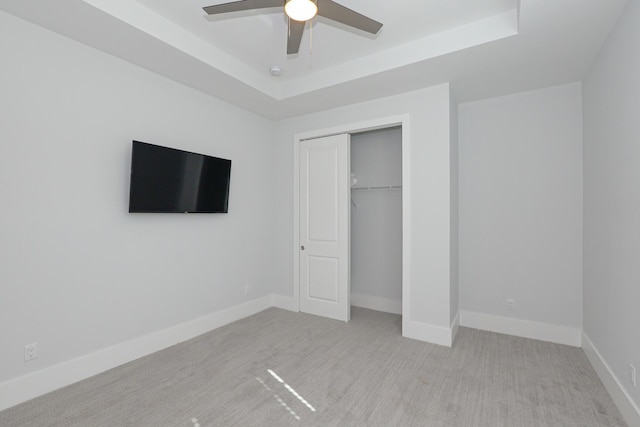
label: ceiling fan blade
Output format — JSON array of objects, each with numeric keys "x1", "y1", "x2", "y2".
[
  {"x1": 203, "y1": 0, "x2": 282, "y2": 15},
  {"x1": 287, "y1": 19, "x2": 306, "y2": 54},
  {"x1": 317, "y1": 0, "x2": 382, "y2": 34}
]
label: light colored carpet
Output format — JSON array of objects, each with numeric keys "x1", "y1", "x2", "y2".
[{"x1": 0, "y1": 307, "x2": 627, "y2": 426}]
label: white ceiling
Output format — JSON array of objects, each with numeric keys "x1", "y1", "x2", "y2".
[{"x1": 0, "y1": 0, "x2": 629, "y2": 119}]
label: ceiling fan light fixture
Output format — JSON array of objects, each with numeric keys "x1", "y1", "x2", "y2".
[{"x1": 285, "y1": 0, "x2": 317, "y2": 22}]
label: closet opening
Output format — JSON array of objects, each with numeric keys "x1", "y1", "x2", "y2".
[{"x1": 350, "y1": 126, "x2": 403, "y2": 318}]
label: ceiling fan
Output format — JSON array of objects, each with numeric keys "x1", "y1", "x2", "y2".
[{"x1": 203, "y1": 0, "x2": 383, "y2": 55}]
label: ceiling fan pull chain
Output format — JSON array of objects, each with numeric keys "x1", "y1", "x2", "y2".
[
  {"x1": 308, "y1": 19, "x2": 313, "y2": 68},
  {"x1": 310, "y1": 0, "x2": 316, "y2": 57}
]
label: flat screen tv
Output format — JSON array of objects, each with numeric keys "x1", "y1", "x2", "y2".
[{"x1": 128, "y1": 141, "x2": 231, "y2": 213}]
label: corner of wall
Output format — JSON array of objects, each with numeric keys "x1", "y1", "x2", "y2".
[
  {"x1": 582, "y1": 332, "x2": 640, "y2": 427},
  {"x1": 451, "y1": 311, "x2": 460, "y2": 345},
  {"x1": 402, "y1": 318, "x2": 456, "y2": 347},
  {"x1": 271, "y1": 294, "x2": 298, "y2": 312},
  {"x1": 449, "y1": 84, "x2": 460, "y2": 327}
]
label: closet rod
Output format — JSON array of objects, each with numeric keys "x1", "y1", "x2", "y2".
[{"x1": 351, "y1": 185, "x2": 402, "y2": 192}]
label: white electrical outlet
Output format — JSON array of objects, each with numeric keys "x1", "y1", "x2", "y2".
[
  {"x1": 631, "y1": 364, "x2": 637, "y2": 388},
  {"x1": 507, "y1": 299, "x2": 516, "y2": 310},
  {"x1": 24, "y1": 343, "x2": 38, "y2": 361}
]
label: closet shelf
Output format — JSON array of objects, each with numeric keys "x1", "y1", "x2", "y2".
[{"x1": 351, "y1": 185, "x2": 402, "y2": 192}]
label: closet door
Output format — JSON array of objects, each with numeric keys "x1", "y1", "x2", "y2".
[{"x1": 299, "y1": 134, "x2": 350, "y2": 322}]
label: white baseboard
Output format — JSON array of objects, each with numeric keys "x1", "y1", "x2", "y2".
[
  {"x1": 271, "y1": 294, "x2": 298, "y2": 312},
  {"x1": 0, "y1": 295, "x2": 273, "y2": 412},
  {"x1": 459, "y1": 310, "x2": 582, "y2": 347},
  {"x1": 402, "y1": 319, "x2": 454, "y2": 347},
  {"x1": 582, "y1": 332, "x2": 640, "y2": 427},
  {"x1": 351, "y1": 293, "x2": 402, "y2": 315}
]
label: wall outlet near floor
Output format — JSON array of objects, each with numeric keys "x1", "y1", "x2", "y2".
[
  {"x1": 24, "y1": 343, "x2": 38, "y2": 361},
  {"x1": 507, "y1": 299, "x2": 516, "y2": 310},
  {"x1": 630, "y1": 364, "x2": 637, "y2": 388}
]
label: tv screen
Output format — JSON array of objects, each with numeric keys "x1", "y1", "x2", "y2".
[{"x1": 128, "y1": 141, "x2": 231, "y2": 213}]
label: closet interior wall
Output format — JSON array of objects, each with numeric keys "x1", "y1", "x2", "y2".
[{"x1": 350, "y1": 126, "x2": 403, "y2": 314}]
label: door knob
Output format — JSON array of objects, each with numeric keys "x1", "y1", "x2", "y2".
[{"x1": 301, "y1": 245, "x2": 305, "y2": 250}]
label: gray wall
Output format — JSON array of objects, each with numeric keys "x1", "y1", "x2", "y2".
[
  {"x1": 458, "y1": 83, "x2": 583, "y2": 329},
  {"x1": 583, "y1": 0, "x2": 640, "y2": 410},
  {"x1": 0, "y1": 11, "x2": 276, "y2": 384}
]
